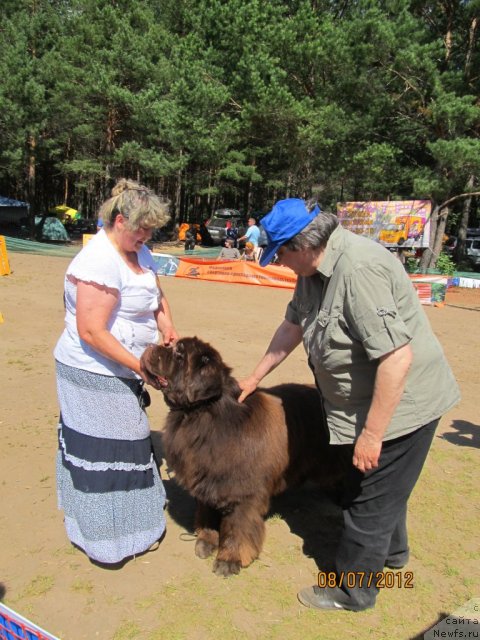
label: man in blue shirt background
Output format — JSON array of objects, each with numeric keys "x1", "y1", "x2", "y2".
[{"x1": 239, "y1": 217, "x2": 261, "y2": 259}]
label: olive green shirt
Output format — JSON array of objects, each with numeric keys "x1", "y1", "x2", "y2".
[{"x1": 285, "y1": 225, "x2": 460, "y2": 444}]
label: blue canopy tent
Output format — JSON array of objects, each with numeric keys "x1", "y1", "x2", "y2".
[
  {"x1": 0, "y1": 196, "x2": 29, "y2": 224},
  {"x1": 0, "y1": 197, "x2": 70, "y2": 242}
]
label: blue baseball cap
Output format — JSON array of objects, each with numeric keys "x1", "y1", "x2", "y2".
[{"x1": 259, "y1": 198, "x2": 320, "y2": 267}]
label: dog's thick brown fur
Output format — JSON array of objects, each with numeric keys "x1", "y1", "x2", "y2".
[{"x1": 141, "y1": 337, "x2": 347, "y2": 577}]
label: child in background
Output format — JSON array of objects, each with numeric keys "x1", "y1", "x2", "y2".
[{"x1": 242, "y1": 242, "x2": 256, "y2": 262}]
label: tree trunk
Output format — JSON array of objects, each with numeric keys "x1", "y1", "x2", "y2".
[
  {"x1": 63, "y1": 177, "x2": 69, "y2": 205},
  {"x1": 207, "y1": 169, "x2": 212, "y2": 210},
  {"x1": 419, "y1": 207, "x2": 447, "y2": 271},
  {"x1": 286, "y1": 172, "x2": 293, "y2": 199},
  {"x1": 245, "y1": 159, "x2": 256, "y2": 213},
  {"x1": 465, "y1": 16, "x2": 478, "y2": 78},
  {"x1": 454, "y1": 175, "x2": 475, "y2": 262},
  {"x1": 173, "y1": 150, "x2": 183, "y2": 225},
  {"x1": 27, "y1": 133, "x2": 36, "y2": 238},
  {"x1": 63, "y1": 136, "x2": 71, "y2": 205},
  {"x1": 431, "y1": 206, "x2": 448, "y2": 264},
  {"x1": 419, "y1": 203, "x2": 439, "y2": 272},
  {"x1": 104, "y1": 105, "x2": 118, "y2": 186}
]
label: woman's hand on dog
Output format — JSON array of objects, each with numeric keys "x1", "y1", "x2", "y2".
[{"x1": 160, "y1": 325, "x2": 179, "y2": 347}]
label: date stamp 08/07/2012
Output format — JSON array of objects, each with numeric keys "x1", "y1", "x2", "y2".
[{"x1": 317, "y1": 571, "x2": 414, "y2": 590}]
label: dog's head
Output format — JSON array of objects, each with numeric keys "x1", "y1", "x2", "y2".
[{"x1": 141, "y1": 337, "x2": 233, "y2": 410}]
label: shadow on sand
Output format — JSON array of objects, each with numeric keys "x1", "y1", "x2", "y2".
[{"x1": 440, "y1": 419, "x2": 480, "y2": 449}]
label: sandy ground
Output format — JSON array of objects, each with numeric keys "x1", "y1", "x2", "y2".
[{"x1": 0, "y1": 251, "x2": 479, "y2": 640}]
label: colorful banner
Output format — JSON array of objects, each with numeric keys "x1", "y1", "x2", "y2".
[
  {"x1": 173, "y1": 257, "x2": 297, "y2": 289},
  {"x1": 151, "y1": 254, "x2": 447, "y2": 304},
  {"x1": 337, "y1": 200, "x2": 431, "y2": 249},
  {"x1": 409, "y1": 274, "x2": 448, "y2": 305}
]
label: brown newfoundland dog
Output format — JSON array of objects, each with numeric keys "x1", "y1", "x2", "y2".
[{"x1": 141, "y1": 337, "x2": 347, "y2": 577}]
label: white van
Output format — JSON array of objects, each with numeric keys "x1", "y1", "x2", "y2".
[{"x1": 465, "y1": 237, "x2": 480, "y2": 269}]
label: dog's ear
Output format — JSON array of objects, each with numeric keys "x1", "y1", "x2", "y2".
[
  {"x1": 140, "y1": 344, "x2": 165, "y2": 377},
  {"x1": 185, "y1": 352, "x2": 224, "y2": 405}
]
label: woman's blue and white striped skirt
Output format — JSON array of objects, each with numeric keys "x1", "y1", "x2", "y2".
[{"x1": 55, "y1": 361, "x2": 166, "y2": 564}]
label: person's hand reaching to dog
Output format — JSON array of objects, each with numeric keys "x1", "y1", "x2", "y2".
[{"x1": 238, "y1": 375, "x2": 260, "y2": 403}]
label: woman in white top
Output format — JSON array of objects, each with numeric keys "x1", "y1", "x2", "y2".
[{"x1": 54, "y1": 178, "x2": 178, "y2": 566}]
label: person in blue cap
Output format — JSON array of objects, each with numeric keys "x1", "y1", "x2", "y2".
[{"x1": 238, "y1": 198, "x2": 460, "y2": 611}]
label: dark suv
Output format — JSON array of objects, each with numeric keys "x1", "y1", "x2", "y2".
[{"x1": 206, "y1": 209, "x2": 247, "y2": 245}]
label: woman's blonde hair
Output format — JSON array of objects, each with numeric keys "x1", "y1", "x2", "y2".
[{"x1": 99, "y1": 178, "x2": 170, "y2": 231}]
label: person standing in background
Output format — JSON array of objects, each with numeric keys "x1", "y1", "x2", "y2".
[
  {"x1": 184, "y1": 224, "x2": 197, "y2": 251},
  {"x1": 238, "y1": 217, "x2": 261, "y2": 259},
  {"x1": 225, "y1": 220, "x2": 239, "y2": 247}
]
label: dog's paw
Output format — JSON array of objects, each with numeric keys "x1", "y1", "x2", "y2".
[
  {"x1": 195, "y1": 539, "x2": 217, "y2": 559},
  {"x1": 213, "y1": 559, "x2": 241, "y2": 577}
]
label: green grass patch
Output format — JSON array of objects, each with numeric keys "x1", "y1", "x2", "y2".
[
  {"x1": 19, "y1": 575, "x2": 55, "y2": 598},
  {"x1": 70, "y1": 578, "x2": 94, "y2": 594},
  {"x1": 113, "y1": 621, "x2": 143, "y2": 640}
]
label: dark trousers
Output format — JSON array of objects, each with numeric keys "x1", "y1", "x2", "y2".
[{"x1": 334, "y1": 419, "x2": 438, "y2": 609}]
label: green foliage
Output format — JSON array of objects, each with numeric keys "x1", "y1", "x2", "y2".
[
  {"x1": 0, "y1": 0, "x2": 478, "y2": 221},
  {"x1": 405, "y1": 257, "x2": 420, "y2": 273},
  {"x1": 435, "y1": 252, "x2": 456, "y2": 276}
]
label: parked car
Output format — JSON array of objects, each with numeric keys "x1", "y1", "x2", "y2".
[
  {"x1": 444, "y1": 233, "x2": 480, "y2": 269},
  {"x1": 205, "y1": 208, "x2": 247, "y2": 245},
  {"x1": 466, "y1": 237, "x2": 480, "y2": 269}
]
